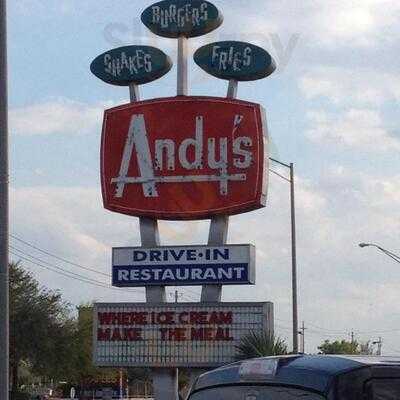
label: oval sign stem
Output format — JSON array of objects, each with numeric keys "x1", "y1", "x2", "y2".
[
  {"x1": 177, "y1": 36, "x2": 188, "y2": 96},
  {"x1": 129, "y1": 83, "x2": 140, "y2": 102},
  {"x1": 227, "y1": 79, "x2": 238, "y2": 99}
]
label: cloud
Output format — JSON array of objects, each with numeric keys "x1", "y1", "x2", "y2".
[
  {"x1": 299, "y1": 67, "x2": 400, "y2": 106},
  {"x1": 224, "y1": 0, "x2": 400, "y2": 48},
  {"x1": 306, "y1": 109, "x2": 400, "y2": 152},
  {"x1": 9, "y1": 98, "x2": 111, "y2": 136}
]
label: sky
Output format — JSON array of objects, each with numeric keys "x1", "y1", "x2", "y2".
[{"x1": 7, "y1": 0, "x2": 400, "y2": 355}]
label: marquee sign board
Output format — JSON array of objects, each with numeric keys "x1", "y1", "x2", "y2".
[
  {"x1": 101, "y1": 96, "x2": 268, "y2": 220},
  {"x1": 90, "y1": 46, "x2": 172, "y2": 86},
  {"x1": 93, "y1": 302, "x2": 273, "y2": 368},
  {"x1": 112, "y1": 244, "x2": 255, "y2": 287},
  {"x1": 141, "y1": 0, "x2": 223, "y2": 38},
  {"x1": 194, "y1": 41, "x2": 276, "y2": 81}
]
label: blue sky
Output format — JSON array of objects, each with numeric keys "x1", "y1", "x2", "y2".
[{"x1": 8, "y1": 0, "x2": 400, "y2": 354}]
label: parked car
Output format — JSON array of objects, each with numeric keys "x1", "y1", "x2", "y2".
[{"x1": 186, "y1": 354, "x2": 400, "y2": 399}]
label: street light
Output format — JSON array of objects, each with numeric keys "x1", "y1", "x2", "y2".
[
  {"x1": 270, "y1": 158, "x2": 299, "y2": 354},
  {"x1": 358, "y1": 243, "x2": 400, "y2": 264}
]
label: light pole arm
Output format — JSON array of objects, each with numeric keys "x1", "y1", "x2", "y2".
[
  {"x1": 269, "y1": 157, "x2": 291, "y2": 169},
  {"x1": 377, "y1": 247, "x2": 400, "y2": 264},
  {"x1": 359, "y1": 243, "x2": 400, "y2": 264}
]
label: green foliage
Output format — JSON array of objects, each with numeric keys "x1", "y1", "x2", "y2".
[
  {"x1": 70, "y1": 305, "x2": 118, "y2": 383},
  {"x1": 318, "y1": 339, "x2": 376, "y2": 355},
  {"x1": 10, "y1": 391, "x2": 32, "y2": 400},
  {"x1": 235, "y1": 331, "x2": 288, "y2": 360},
  {"x1": 318, "y1": 339, "x2": 360, "y2": 355},
  {"x1": 9, "y1": 262, "x2": 75, "y2": 390}
]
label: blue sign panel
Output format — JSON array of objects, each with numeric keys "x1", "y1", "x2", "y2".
[
  {"x1": 194, "y1": 41, "x2": 276, "y2": 81},
  {"x1": 91, "y1": 45, "x2": 172, "y2": 86},
  {"x1": 141, "y1": 0, "x2": 223, "y2": 38},
  {"x1": 112, "y1": 245, "x2": 255, "y2": 287}
]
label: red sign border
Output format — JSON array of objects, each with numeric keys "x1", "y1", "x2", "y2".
[{"x1": 101, "y1": 96, "x2": 268, "y2": 220}]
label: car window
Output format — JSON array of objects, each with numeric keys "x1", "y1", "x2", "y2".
[
  {"x1": 188, "y1": 386, "x2": 326, "y2": 400},
  {"x1": 368, "y1": 379, "x2": 400, "y2": 400}
]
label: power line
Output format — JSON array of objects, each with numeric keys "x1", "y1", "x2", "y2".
[
  {"x1": 10, "y1": 233, "x2": 201, "y2": 301},
  {"x1": 10, "y1": 248, "x2": 143, "y2": 295},
  {"x1": 10, "y1": 234, "x2": 109, "y2": 277},
  {"x1": 10, "y1": 250, "x2": 111, "y2": 289},
  {"x1": 276, "y1": 324, "x2": 292, "y2": 331},
  {"x1": 306, "y1": 322, "x2": 349, "y2": 334}
]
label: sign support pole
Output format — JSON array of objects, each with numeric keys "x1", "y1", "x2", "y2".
[
  {"x1": 191, "y1": 79, "x2": 239, "y2": 386},
  {"x1": 129, "y1": 82, "x2": 178, "y2": 400},
  {"x1": 200, "y1": 79, "x2": 238, "y2": 303},
  {"x1": 227, "y1": 79, "x2": 238, "y2": 99},
  {"x1": 0, "y1": 0, "x2": 8, "y2": 398},
  {"x1": 177, "y1": 35, "x2": 188, "y2": 96}
]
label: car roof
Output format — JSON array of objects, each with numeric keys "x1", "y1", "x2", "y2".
[{"x1": 191, "y1": 355, "x2": 400, "y2": 395}]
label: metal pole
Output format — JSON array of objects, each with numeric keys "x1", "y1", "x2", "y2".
[
  {"x1": 177, "y1": 35, "x2": 188, "y2": 96},
  {"x1": 119, "y1": 369, "x2": 123, "y2": 400},
  {"x1": 227, "y1": 79, "x2": 238, "y2": 99},
  {"x1": 300, "y1": 321, "x2": 305, "y2": 354},
  {"x1": 200, "y1": 215, "x2": 228, "y2": 302},
  {"x1": 0, "y1": 0, "x2": 8, "y2": 398},
  {"x1": 290, "y1": 163, "x2": 299, "y2": 354},
  {"x1": 200, "y1": 80, "x2": 235, "y2": 303},
  {"x1": 128, "y1": 83, "x2": 178, "y2": 400}
]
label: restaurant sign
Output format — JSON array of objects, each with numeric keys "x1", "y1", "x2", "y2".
[
  {"x1": 194, "y1": 41, "x2": 276, "y2": 81},
  {"x1": 93, "y1": 302, "x2": 273, "y2": 368},
  {"x1": 112, "y1": 244, "x2": 255, "y2": 287},
  {"x1": 101, "y1": 96, "x2": 269, "y2": 220},
  {"x1": 141, "y1": 0, "x2": 223, "y2": 38},
  {"x1": 90, "y1": 45, "x2": 173, "y2": 86}
]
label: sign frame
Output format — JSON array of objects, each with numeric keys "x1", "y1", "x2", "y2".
[
  {"x1": 100, "y1": 96, "x2": 269, "y2": 220},
  {"x1": 92, "y1": 302, "x2": 273, "y2": 368},
  {"x1": 112, "y1": 244, "x2": 256, "y2": 287}
]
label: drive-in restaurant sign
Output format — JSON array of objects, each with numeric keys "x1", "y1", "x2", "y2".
[
  {"x1": 112, "y1": 244, "x2": 255, "y2": 287},
  {"x1": 90, "y1": 0, "x2": 277, "y2": 385},
  {"x1": 93, "y1": 302, "x2": 273, "y2": 368},
  {"x1": 101, "y1": 96, "x2": 268, "y2": 220}
]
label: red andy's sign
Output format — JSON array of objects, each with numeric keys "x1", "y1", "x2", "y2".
[{"x1": 101, "y1": 96, "x2": 268, "y2": 220}]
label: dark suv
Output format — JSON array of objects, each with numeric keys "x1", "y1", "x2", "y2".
[{"x1": 187, "y1": 355, "x2": 400, "y2": 399}]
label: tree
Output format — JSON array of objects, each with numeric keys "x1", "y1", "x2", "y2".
[
  {"x1": 70, "y1": 305, "x2": 120, "y2": 385},
  {"x1": 318, "y1": 339, "x2": 360, "y2": 355},
  {"x1": 235, "y1": 331, "x2": 288, "y2": 360},
  {"x1": 9, "y1": 262, "x2": 75, "y2": 392}
]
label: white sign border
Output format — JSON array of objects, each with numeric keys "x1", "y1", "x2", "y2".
[{"x1": 92, "y1": 301, "x2": 273, "y2": 368}]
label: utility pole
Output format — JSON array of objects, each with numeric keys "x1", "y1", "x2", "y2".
[
  {"x1": 270, "y1": 158, "x2": 299, "y2": 354},
  {"x1": 0, "y1": 0, "x2": 8, "y2": 399},
  {"x1": 289, "y1": 163, "x2": 298, "y2": 353},
  {"x1": 169, "y1": 290, "x2": 181, "y2": 303}
]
